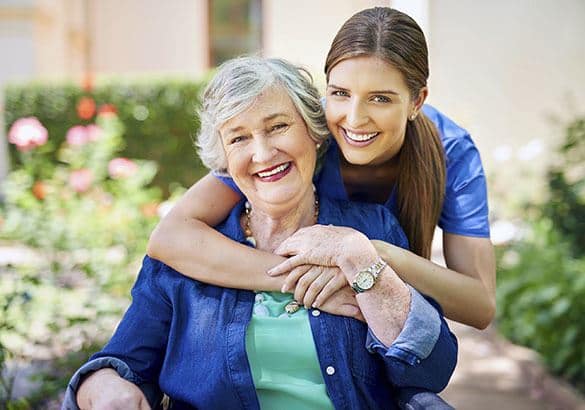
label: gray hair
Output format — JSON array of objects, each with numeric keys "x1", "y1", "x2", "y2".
[{"x1": 196, "y1": 56, "x2": 330, "y2": 173}]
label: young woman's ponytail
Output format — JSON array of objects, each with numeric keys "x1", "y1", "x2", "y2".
[{"x1": 397, "y1": 114, "x2": 445, "y2": 258}]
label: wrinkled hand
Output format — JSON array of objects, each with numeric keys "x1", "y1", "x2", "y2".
[
  {"x1": 281, "y1": 265, "x2": 348, "y2": 308},
  {"x1": 269, "y1": 225, "x2": 375, "y2": 277},
  {"x1": 77, "y1": 368, "x2": 151, "y2": 410},
  {"x1": 318, "y1": 286, "x2": 364, "y2": 322}
]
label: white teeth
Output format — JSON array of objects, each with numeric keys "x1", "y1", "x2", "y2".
[
  {"x1": 345, "y1": 130, "x2": 378, "y2": 142},
  {"x1": 257, "y1": 163, "x2": 290, "y2": 178}
]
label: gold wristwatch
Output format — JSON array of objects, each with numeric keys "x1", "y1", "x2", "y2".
[{"x1": 351, "y1": 258, "x2": 387, "y2": 293}]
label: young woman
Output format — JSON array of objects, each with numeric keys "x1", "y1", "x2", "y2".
[{"x1": 147, "y1": 7, "x2": 496, "y2": 329}]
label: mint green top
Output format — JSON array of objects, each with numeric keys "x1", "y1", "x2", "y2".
[{"x1": 245, "y1": 291, "x2": 335, "y2": 410}]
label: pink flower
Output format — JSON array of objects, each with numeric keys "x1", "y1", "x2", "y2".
[
  {"x1": 69, "y1": 169, "x2": 93, "y2": 193},
  {"x1": 108, "y1": 158, "x2": 138, "y2": 179},
  {"x1": 66, "y1": 125, "x2": 89, "y2": 146},
  {"x1": 86, "y1": 124, "x2": 103, "y2": 142},
  {"x1": 8, "y1": 117, "x2": 49, "y2": 151},
  {"x1": 66, "y1": 124, "x2": 102, "y2": 146}
]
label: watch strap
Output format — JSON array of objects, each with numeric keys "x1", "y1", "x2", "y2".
[
  {"x1": 367, "y1": 258, "x2": 387, "y2": 280},
  {"x1": 351, "y1": 257, "x2": 387, "y2": 293}
]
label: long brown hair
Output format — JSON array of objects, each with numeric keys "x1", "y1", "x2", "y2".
[{"x1": 325, "y1": 7, "x2": 446, "y2": 258}]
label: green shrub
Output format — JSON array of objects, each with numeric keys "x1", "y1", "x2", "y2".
[
  {"x1": 0, "y1": 112, "x2": 162, "y2": 406},
  {"x1": 496, "y1": 115, "x2": 585, "y2": 393},
  {"x1": 4, "y1": 77, "x2": 209, "y2": 193},
  {"x1": 2, "y1": 113, "x2": 160, "y2": 264},
  {"x1": 542, "y1": 117, "x2": 585, "y2": 257},
  {"x1": 0, "y1": 277, "x2": 34, "y2": 407},
  {"x1": 497, "y1": 219, "x2": 585, "y2": 392}
]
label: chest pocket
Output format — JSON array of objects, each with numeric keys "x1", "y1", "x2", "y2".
[{"x1": 344, "y1": 318, "x2": 385, "y2": 385}]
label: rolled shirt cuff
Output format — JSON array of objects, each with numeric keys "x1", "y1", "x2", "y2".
[
  {"x1": 366, "y1": 285, "x2": 441, "y2": 365},
  {"x1": 61, "y1": 357, "x2": 161, "y2": 410}
]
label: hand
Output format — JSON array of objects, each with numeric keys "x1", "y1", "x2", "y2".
[
  {"x1": 269, "y1": 225, "x2": 376, "y2": 277},
  {"x1": 318, "y1": 286, "x2": 364, "y2": 322},
  {"x1": 77, "y1": 368, "x2": 151, "y2": 410},
  {"x1": 281, "y1": 265, "x2": 347, "y2": 308}
]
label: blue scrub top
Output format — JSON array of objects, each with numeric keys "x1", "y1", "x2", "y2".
[{"x1": 216, "y1": 104, "x2": 490, "y2": 238}]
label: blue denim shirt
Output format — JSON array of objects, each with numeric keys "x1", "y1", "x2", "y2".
[{"x1": 63, "y1": 196, "x2": 457, "y2": 410}]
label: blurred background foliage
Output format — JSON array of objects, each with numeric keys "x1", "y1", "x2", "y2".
[
  {"x1": 496, "y1": 115, "x2": 585, "y2": 393},
  {"x1": 0, "y1": 86, "x2": 192, "y2": 406},
  {"x1": 4, "y1": 77, "x2": 209, "y2": 195}
]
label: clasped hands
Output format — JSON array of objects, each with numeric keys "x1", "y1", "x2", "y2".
[{"x1": 268, "y1": 224, "x2": 384, "y2": 321}]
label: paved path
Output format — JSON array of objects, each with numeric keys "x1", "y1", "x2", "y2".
[
  {"x1": 428, "y1": 235, "x2": 584, "y2": 410},
  {"x1": 441, "y1": 322, "x2": 584, "y2": 409}
]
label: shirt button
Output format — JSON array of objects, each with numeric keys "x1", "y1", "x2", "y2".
[
  {"x1": 311, "y1": 309, "x2": 321, "y2": 317},
  {"x1": 326, "y1": 366, "x2": 335, "y2": 375}
]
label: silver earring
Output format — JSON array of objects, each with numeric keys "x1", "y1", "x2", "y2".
[
  {"x1": 409, "y1": 113, "x2": 417, "y2": 121},
  {"x1": 316, "y1": 143, "x2": 322, "y2": 150}
]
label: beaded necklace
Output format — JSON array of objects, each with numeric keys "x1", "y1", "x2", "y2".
[{"x1": 243, "y1": 189, "x2": 319, "y2": 248}]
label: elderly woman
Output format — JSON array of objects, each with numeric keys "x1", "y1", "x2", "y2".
[{"x1": 63, "y1": 57, "x2": 456, "y2": 410}]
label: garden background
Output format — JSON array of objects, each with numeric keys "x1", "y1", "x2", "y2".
[{"x1": 0, "y1": 0, "x2": 584, "y2": 408}]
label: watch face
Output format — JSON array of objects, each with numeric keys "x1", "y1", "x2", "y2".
[{"x1": 356, "y1": 272, "x2": 375, "y2": 290}]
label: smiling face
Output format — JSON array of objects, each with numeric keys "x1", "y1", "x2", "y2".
[
  {"x1": 326, "y1": 55, "x2": 421, "y2": 166},
  {"x1": 219, "y1": 86, "x2": 317, "y2": 215}
]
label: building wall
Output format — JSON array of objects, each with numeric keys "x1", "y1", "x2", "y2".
[
  {"x1": 426, "y1": 0, "x2": 585, "y2": 211},
  {"x1": 0, "y1": 1, "x2": 36, "y2": 179},
  {"x1": 0, "y1": 4, "x2": 36, "y2": 82},
  {"x1": 88, "y1": 0, "x2": 208, "y2": 75},
  {"x1": 2, "y1": 0, "x2": 210, "y2": 81},
  {"x1": 262, "y1": 0, "x2": 389, "y2": 84},
  {"x1": 34, "y1": 0, "x2": 87, "y2": 78}
]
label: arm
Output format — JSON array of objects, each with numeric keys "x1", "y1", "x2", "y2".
[
  {"x1": 370, "y1": 299, "x2": 458, "y2": 393},
  {"x1": 64, "y1": 257, "x2": 171, "y2": 409},
  {"x1": 147, "y1": 173, "x2": 284, "y2": 290},
  {"x1": 372, "y1": 233, "x2": 496, "y2": 329},
  {"x1": 339, "y1": 231, "x2": 457, "y2": 391},
  {"x1": 331, "y1": 228, "x2": 458, "y2": 391},
  {"x1": 412, "y1": 125, "x2": 496, "y2": 329},
  {"x1": 147, "y1": 175, "x2": 359, "y2": 319}
]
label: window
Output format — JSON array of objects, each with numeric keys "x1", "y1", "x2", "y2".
[{"x1": 209, "y1": 0, "x2": 262, "y2": 66}]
